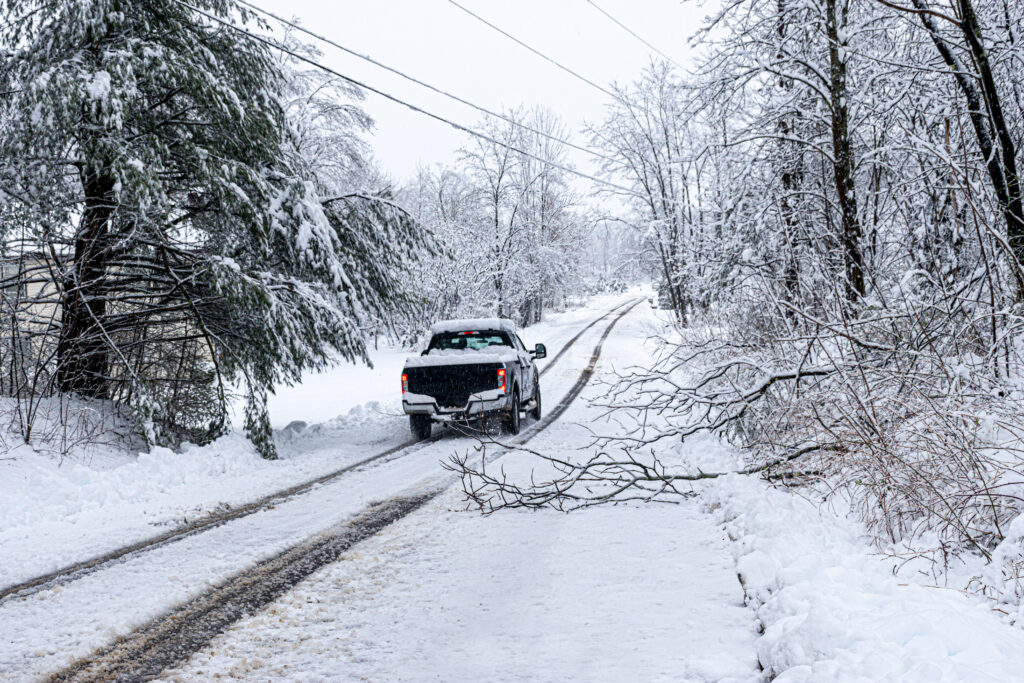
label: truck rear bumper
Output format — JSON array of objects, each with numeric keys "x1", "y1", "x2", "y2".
[{"x1": 403, "y1": 389, "x2": 508, "y2": 420}]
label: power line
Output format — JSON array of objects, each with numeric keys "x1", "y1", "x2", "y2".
[
  {"x1": 173, "y1": 0, "x2": 638, "y2": 197},
  {"x1": 234, "y1": 0, "x2": 617, "y2": 165},
  {"x1": 446, "y1": 0, "x2": 618, "y2": 100},
  {"x1": 584, "y1": 0, "x2": 685, "y2": 71}
]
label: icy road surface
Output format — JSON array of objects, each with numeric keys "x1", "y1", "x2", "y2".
[{"x1": 157, "y1": 491, "x2": 759, "y2": 683}]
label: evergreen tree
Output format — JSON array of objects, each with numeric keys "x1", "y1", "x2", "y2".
[{"x1": 0, "y1": 0, "x2": 430, "y2": 457}]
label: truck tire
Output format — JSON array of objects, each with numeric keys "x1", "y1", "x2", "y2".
[
  {"x1": 410, "y1": 414, "x2": 432, "y2": 441},
  {"x1": 503, "y1": 387, "x2": 521, "y2": 435},
  {"x1": 530, "y1": 380, "x2": 542, "y2": 421}
]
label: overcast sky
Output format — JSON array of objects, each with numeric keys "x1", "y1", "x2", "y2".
[{"x1": 259, "y1": 0, "x2": 709, "y2": 187}]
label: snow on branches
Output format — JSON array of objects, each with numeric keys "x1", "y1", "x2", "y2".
[
  {"x1": 0, "y1": 0, "x2": 432, "y2": 457},
  {"x1": 439, "y1": 0, "x2": 1024, "y2": 613}
]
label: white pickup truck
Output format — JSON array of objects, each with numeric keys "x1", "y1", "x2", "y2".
[{"x1": 401, "y1": 318, "x2": 546, "y2": 440}]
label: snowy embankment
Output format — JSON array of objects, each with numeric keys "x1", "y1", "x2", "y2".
[
  {"x1": 0, "y1": 293, "x2": 630, "y2": 589},
  {"x1": 0, "y1": 416, "x2": 391, "y2": 589},
  {"x1": 682, "y1": 434, "x2": 1024, "y2": 680}
]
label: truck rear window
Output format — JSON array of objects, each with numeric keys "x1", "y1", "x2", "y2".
[{"x1": 428, "y1": 331, "x2": 512, "y2": 352}]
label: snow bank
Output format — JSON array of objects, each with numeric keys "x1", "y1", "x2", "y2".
[
  {"x1": 0, "y1": 398, "x2": 408, "y2": 587},
  {"x1": 980, "y1": 512, "x2": 1024, "y2": 623},
  {"x1": 0, "y1": 433, "x2": 262, "y2": 532},
  {"x1": 0, "y1": 396, "x2": 403, "y2": 540},
  {"x1": 276, "y1": 400, "x2": 404, "y2": 449},
  {"x1": 684, "y1": 435, "x2": 1024, "y2": 680},
  {"x1": 257, "y1": 347, "x2": 410, "y2": 429}
]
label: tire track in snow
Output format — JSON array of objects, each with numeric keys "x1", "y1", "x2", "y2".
[
  {"x1": 48, "y1": 494, "x2": 438, "y2": 683},
  {"x1": 0, "y1": 298, "x2": 639, "y2": 605},
  {"x1": 47, "y1": 298, "x2": 642, "y2": 683}
]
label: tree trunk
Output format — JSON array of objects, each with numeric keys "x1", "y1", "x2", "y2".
[
  {"x1": 826, "y1": 0, "x2": 865, "y2": 301},
  {"x1": 57, "y1": 170, "x2": 115, "y2": 398},
  {"x1": 957, "y1": 0, "x2": 1024, "y2": 261},
  {"x1": 776, "y1": 0, "x2": 803, "y2": 311},
  {"x1": 912, "y1": 0, "x2": 1024, "y2": 268}
]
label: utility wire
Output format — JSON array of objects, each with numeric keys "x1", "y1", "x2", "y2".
[
  {"x1": 174, "y1": 0, "x2": 638, "y2": 197},
  {"x1": 446, "y1": 0, "x2": 618, "y2": 100},
  {"x1": 234, "y1": 0, "x2": 617, "y2": 164},
  {"x1": 584, "y1": 0, "x2": 685, "y2": 71}
]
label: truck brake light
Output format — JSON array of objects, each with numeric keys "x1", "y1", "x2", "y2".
[
  {"x1": 402, "y1": 373, "x2": 408, "y2": 394},
  {"x1": 497, "y1": 368, "x2": 506, "y2": 392}
]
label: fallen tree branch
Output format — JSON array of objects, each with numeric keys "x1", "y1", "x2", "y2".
[{"x1": 446, "y1": 437, "x2": 840, "y2": 513}]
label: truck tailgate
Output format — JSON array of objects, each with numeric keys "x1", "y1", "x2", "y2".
[{"x1": 405, "y1": 363, "x2": 502, "y2": 408}]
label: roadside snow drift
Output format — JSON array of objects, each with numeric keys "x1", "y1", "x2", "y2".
[{"x1": 689, "y1": 434, "x2": 1024, "y2": 680}]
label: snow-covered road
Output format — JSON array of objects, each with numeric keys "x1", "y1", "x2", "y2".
[
  {"x1": 157, "y1": 491, "x2": 760, "y2": 682},
  {"x1": 156, "y1": 302, "x2": 762, "y2": 682},
  {"x1": 0, "y1": 294, "x2": 631, "y2": 592},
  {"x1": 153, "y1": 296, "x2": 761, "y2": 679},
  {"x1": 6, "y1": 294, "x2": 696, "y2": 680}
]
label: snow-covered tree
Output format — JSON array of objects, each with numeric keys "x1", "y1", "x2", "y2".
[
  {"x1": 454, "y1": 0, "x2": 1024, "y2": 585},
  {"x1": 399, "y1": 108, "x2": 591, "y2": 331},
  {"x1": 0, "y1": 0, "x2": 430, "y2": 457}
]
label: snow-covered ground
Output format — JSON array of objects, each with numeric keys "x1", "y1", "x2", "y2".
[
  {"x1": 0, "y1": 292, "x2": 643, "y2": 680},
  {"x1": 682, "y1": 435, "x2": 1024, "y2": 681},
  {"x1": 6, "y1": 289, "x2": 1024, "y2": 681}
]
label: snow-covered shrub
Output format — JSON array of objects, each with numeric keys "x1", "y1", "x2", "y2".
[
  {"x1": 981, "y1": 514, "x2": 1024, "y2": 622},
  {"x1": 621, "y1": 266, "x2": 1024, "y2": 584}
]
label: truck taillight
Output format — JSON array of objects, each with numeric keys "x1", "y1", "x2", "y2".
[
  {"x1": 497, "y1": 368, "x2": 506, "y2": 392},
  {"x1": 402, "y1": 373, "x2": 408, "y2": 394}
]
